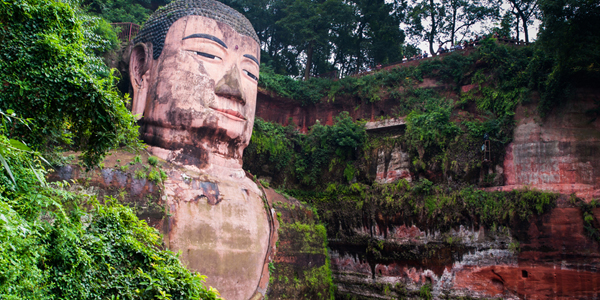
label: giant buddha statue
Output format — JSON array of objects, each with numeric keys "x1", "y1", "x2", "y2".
[{"x1": 127, "y1": 1, "x2": 273, "y2": 299}]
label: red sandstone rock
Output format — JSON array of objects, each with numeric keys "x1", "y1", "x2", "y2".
[{"x1": 498, "y1": 93, "x2": 600, "y2": 200}]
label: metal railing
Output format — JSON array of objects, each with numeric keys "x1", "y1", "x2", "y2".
[{"x1": 111, "y1": 22, "x2": 140, "y2": 43}]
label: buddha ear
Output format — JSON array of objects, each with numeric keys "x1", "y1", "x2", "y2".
[{"x1": 129, "y1": 43, "x2": 153, "y2": 120}]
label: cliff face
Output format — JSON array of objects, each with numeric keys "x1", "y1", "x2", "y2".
[
  {"x1": 255, "y1": 76, "x2": 451, "y2": 132},
  {"x1": 52, "y1": 80, "x2": 600, "y2": 298},
  {"x1": 490, "y1": 89, "x2": 600, "y2": 200},
  {"x1": 255, "y1": 77, "x2": 600, "y2": 298},
  {"x1": 255, "y1": 88, "x2": 400, "y2": 132},
  {"x1": 322, "y1": 197, "x2": 600, "y2": 299},
  {"x1": 326, "y1": 92, "x2": 600, "y2": 299}
]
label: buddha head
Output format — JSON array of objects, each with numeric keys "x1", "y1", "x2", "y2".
[{"x1": 129, "y1": 0, "x2": 260, "y2": 170}]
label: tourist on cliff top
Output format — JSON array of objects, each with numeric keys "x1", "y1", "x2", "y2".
[
  {"x1": 423, "y1": 51, "x2": 428, "y2": 58},
  {"x1": 403, "y1": 55, "x2": 407, "y2": 62}
]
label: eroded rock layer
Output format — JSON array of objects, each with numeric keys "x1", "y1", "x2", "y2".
[{"x1": 324, "y1": 197, "x2": 600, "y2": 299}]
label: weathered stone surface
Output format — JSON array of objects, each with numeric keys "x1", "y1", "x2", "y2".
[
  {"x1": 365, "y1": 118, "x2": 406, "y2": 131},
  {"x1": 327, "y1": 196, "x2": 600, "y2": 299},
  {"x1": 48, "y1": 151, "x2": 165, "y2": 228},
  {"x1": 374, "y1": 144, "x2": 412, "y2": 184},
  {"x1": 256, "y1": 88, "x2": 434, "y2": 133},
  {"x1": 488, "y1": 91, "x2": 600, "y2": 200},
  {"x1": 159, "y1": 162, "x2": 271, "y2": 300}
]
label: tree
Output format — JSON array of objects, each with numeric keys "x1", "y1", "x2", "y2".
[
  {"x1": 356, "y1": 0, "x2": 406, "y2": 66},
  {"x1": 442, "y1": 0, "x2": 498, "y2": 46},
  {"x1": 83, "y1": 0, "x2": 154, "y2": 24},
  {"x1": 505, "y1": 0, "x2": 539, "y2": 43},
  {"x1": 530, "y1": 0, "x2": 600, "y2": 115},
  {"x1": 276, "y1": 0, "x2": 338, "y2": 80},
  {"x1": 408, "y1": 0, "x2": 498, "y2": 54},
  {"x1": 0, "y1": 0, "x2": 141, "y2": 167},
  {"x1": 408, "y1": 0, "x2": 445, "y2": 55}
]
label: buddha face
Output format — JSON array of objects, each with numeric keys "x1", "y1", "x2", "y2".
[{"x1": 130, "y1": 15, "x2": 260, "y2": 166}]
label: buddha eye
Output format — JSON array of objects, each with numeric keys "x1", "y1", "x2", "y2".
[
  {"x1": 195, "y1": 51, "x2": 222, "y2": 61},
  {"x1": 243, "y1": 69, "x2": 258, "y2": 81}
]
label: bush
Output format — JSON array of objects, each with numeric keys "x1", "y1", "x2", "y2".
[
  {"x1": 0, "y1": 0, "x2": 142, "y2": 168},
  {"x1": 244, "y1": 113, "x2": 366, "y2": 188}
]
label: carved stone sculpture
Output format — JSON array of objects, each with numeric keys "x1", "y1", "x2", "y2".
[{"x1": 127, "y1": 1, "x2": 274, "y2": 299}]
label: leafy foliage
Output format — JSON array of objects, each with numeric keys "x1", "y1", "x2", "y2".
[
  {"x1": 259, "y1": 51, "x2": 473, "y2": 105},
  {"x1": 83, "y1": 0, "x2": 156, "y2": 24},
  {"x1": 268, "y1": 200, "x2": 334, "y2": 299},
  {"x1": 244, "y1": 112, "x2": 366, "y2": 188},
  {"x1": 296, "y1": 180, "x2": 558, "y2": 232},
  {"x1": 530, "y1": 0, "x2": 600, "y2": 117},
  {"x1": 0, "y1": 0, "x2": 142, "y2": 168},
  {"x1": 222, "y1": 0, "x2": 407, "y2": 78},
  {"x1": 0, "y1": 112, "x2": 219, "y2": 299}
]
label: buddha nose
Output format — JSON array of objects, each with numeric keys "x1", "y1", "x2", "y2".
[{"x1": 214, "y1": 64, "x2": 246, "y2": 105}]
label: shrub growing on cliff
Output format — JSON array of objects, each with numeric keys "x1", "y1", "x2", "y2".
[
  {"x1": 244, "y1": 113, "x2": 366, "y2": 188},
  {"x1": 296, "y1": 180, "x2": 558, "y2": 232}
]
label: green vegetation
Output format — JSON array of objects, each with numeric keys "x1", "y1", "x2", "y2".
[
  {"x1": 0, "y1": 0, "x2": 142, "y2": 167},
  {"x1": 252, "y1": 41, "x2": 539, "y2": 187},
  {"x1": 268, "y1": 200, "x2": 334, "y2": 299},
  {"x1": 135, "y1": 169, "x2": 147, "y2": 180},
  {"x1": 259, "y1": 50, "x2": 474, "y2": 105},
  {"x1": 0, "y1": 112, "x2": 219, "y2": 299},
  {"x1": 223, "y1": 0, "x2": 406, "y2": 79},
  {"x1": 573, "y1": 197, "x2": 600, "y2": 242},
  {"x1": 148, "y1": 156, "x2": 159, "y2": 166},
  {"x1": 419, "y1": 284, "x2": 432, "y2": 300},
  {"x1": 147, "y1": 167, "x2": 166, "y2": 184},
  {"x1": 533, "y1": 0, "x2": 600, "y2": 117},
  {"x1": 244, "y1": 112, "x2": 365, "y2": 188},
  {"x1": 83, "y1": 0, "x2": 162, "y2": 24},
  {"x1": 290, "y1": 180, "x2": 558, "y2": 232}
]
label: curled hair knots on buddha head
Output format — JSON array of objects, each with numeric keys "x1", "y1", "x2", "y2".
[{"x1": 134, "y1": 0, "x2": 259, "y2": 60}]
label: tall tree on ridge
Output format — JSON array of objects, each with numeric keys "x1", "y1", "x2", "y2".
[
  {"x1": 443, "y1": 0, "x2": 498, "y2": 45},
  {"x1": 408, "y1": 0, "x2": 498, "y2": 54},
  {"x1": 277, "y1": 0, "x2": 331, "y2": 80},
  {"x1": 505, "y1": 0, "x2": 539, "y2": 43},
  {"x1": 408, "y1": 0, "x2": 444, "y2": 55}
]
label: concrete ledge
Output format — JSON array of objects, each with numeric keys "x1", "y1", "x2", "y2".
[{"x1": 365, "y1": 118, "x2": 406, "y2": 131}]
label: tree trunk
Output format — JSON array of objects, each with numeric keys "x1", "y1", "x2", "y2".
[
  {"x1": 428, "y1": 0, "x2": 436, "y2": 55},
  {"x1": 451, "y1": 3, "x2": 457, "y2": 46},
  {"x1": 304, "y1": 41, "x2": 313, "y2": 81},
  {"x1": 356, "y1": 22, "x2": 366, "y2": 72},
  {"x1": 521, "y1": 14, "x2": 529, "y2": 43},
  {"x1": 515, "y1": 15, "x2": 519, "y2": 40}
]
